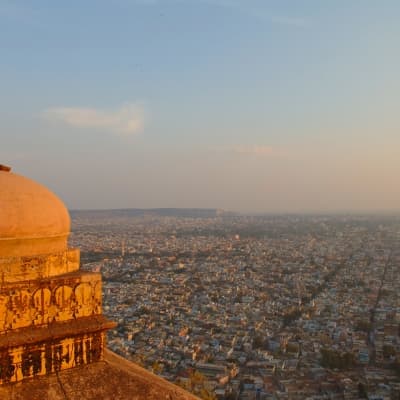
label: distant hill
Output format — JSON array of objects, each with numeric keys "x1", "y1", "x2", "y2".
[{"x1": 70, "y1": 208, "x2": 235, "y2": 218}]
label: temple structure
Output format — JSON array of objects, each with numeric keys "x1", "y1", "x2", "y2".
[{"x1": 0, "y1": 165, "x2": 198, "y2": 399}]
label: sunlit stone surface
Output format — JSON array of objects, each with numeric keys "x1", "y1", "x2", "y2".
[{"x1": 0, "y1": 165, "x2": 198, "y2": 399}]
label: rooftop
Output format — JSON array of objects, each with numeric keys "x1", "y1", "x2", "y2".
[{"x1": 0, "y1": 349, "x2": 200, "y2": 400}]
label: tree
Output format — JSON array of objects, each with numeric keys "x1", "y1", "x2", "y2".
[
  {"x1": 176, "y1": 371, "x2": 212, "y2": 398},
  {"x1": 253, "y1": 335, "x2": 265, "y2": 349},
  {"x1": 355, "y1": 320, "x2": 371, "y2": 333},
  {"x1": 151, "y1": 361, "x2": 163, "y2": 374},
  {"x1": 383, "y1": 345, "x2": 396, "y2": 358},
  {"x1": 358, "y1": 382, "x2": 367, "y2": 399},
  {"x1": 320, "y1": 348, "x2": 355, "y2": 370},
  {"x1": 199, "y1": 388, "x2": 217, "y2": 400}
]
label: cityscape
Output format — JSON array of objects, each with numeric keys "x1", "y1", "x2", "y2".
[
  {"x1": 2, "y1": 1, "x2": 400, "y2": 399},
  {"x1": 70, "y1": 210, "x2": 400, "y2": 399}
]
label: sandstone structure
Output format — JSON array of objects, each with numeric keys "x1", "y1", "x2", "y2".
[{"x1": 0, "y1": 165, "x2": 198, "y2": 399}]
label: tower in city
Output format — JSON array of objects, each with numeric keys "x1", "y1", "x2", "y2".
[{"x1": 0, "y1": 165, "x2": 198, "y2": 399}]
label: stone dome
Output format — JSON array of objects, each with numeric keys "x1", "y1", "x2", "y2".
[{"x1": 0, "y1": 166, "x2": 70, "y2": 257}]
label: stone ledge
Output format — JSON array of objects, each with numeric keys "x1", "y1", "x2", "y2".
[
  {"x1": 0, "y1": 315, "x2": 116, "y2": 348},
  {"x1": 0, "y1": 349, "x2": 200, "y2": 400},
  {"x1": 0, "y1": 248, "x2": 80, "y2": 283},
  {"x1": 0, "y1": 271, "x2": 104, "y2": 333}
]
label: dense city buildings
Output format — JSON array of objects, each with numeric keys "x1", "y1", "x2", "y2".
[{"x1": 70, "y1": 211, "x2": 400, "y2": 400}]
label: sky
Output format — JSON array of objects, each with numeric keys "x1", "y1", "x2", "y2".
[{"x1": 1, "y1": 0, "x2": 400, "y2": 213}]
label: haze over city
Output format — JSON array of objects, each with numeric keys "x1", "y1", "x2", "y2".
[{"x1": 1, "y1": 1, "x2": 399, "y2": 213}]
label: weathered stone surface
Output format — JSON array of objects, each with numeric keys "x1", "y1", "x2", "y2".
[
  {"x1": 0, "y1": 316, "x2": 115, "y2": 384},
  {"x1": 0, "y1": 170, "x2": 113, "y2": 385},
  {"x1": 0, "y1": 168, "x2": 198, "y2": 399},
  {"x1": 0, "y1": 350, "x2": 200, "y2": 400},
  {"x1": 0, "y1": 249, "x2": 80, "y2": 283},
  {"x1": 0, "y1": 270, "x2": 102, "y2": 332}
]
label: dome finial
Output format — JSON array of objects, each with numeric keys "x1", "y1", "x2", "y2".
[{"x1": 0, "y1": 164, "x2": 11, "y2": 172}]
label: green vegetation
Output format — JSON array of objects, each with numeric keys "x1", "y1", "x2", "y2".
[
  {"x1": 320, "y1": 348, "x2": 356, "y2": 370},
  {"x1": 383, "y1": 344, "x2": 396, "y2": 358},
  {"x1": 354, "y1": 320, "x2": 372, "y2": 333},
  {"x1": 176, "y1": 370, "x2": 217, "y2": 400}
]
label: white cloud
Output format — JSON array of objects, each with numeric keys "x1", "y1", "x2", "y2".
[{"x1": 42, "y1": 103, "x2": 145, "y2": 136}]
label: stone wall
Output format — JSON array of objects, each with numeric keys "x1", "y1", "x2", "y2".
[
  {"x1": 0, "y1": 249, "x2": 80, "y2": 283},
  {"x1": 0, "y1": 271, "x2": 102, "y2": 332},
  {"x1": 0, "y1": 331, "x2": 105, "y2": 384}
]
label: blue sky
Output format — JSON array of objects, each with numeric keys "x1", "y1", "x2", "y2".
[{"x1": 1, "y1": 0, "x2": 400, "y2": 212}]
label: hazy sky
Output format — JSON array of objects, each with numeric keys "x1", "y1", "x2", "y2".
[{"x1": 1, "y1": 0, "x2": 399, "y2": 213}]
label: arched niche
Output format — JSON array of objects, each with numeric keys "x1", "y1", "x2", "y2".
[
  {"x1": 32, "y1": 287, "x2": 52, "y2": 325},
  {"x1": 54, "y1": 285, "x2": 74, "y2": 321},
  {"x1": 93, "y1": 281, "x2": 102, "y2": 315},
  {"x1": 74, "y1": 283, "x2": 93, "y2": 318},
  {"x1": 10, "y1": 289, "x2": 32, "y2": 329}
]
